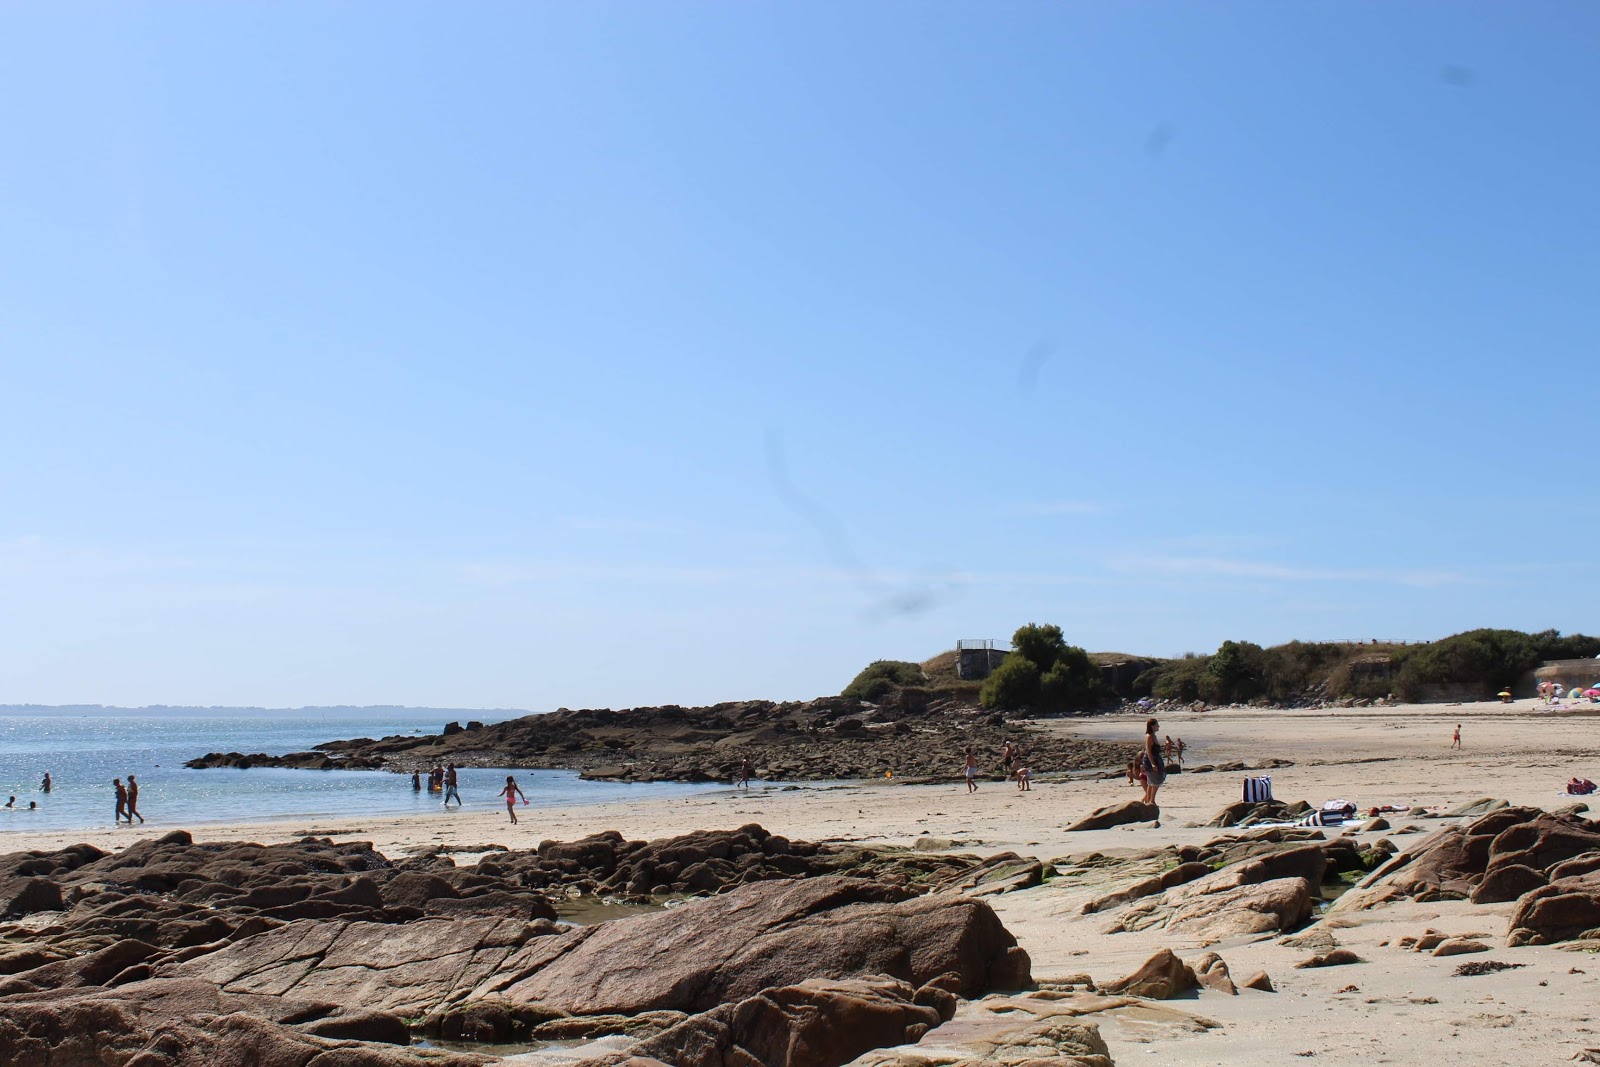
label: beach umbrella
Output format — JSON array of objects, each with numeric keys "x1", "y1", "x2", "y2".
[
  {"x1": 1498, "y1": 690, "x2": 1512, "y2": 697},
  {"x1": 1586, "y1": 688, "x2": 1600, "y2": 698}
]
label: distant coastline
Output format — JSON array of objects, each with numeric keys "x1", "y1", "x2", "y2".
[{"x1": 0, "y1": 703, "x2": 531, "y2": 720}]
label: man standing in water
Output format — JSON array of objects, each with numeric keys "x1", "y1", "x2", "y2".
[
  {"x1": 442, "y1": 764, "x2": 461, "y2": 807},
  {"x1": 113, "y1": 779, "x2": 129, "y2": 824},
  {"x1": 126, "y1": 774, "x2": 145, "y2": 824},
  {"x1": 41, "y1": 772, "x2": 51, "y2": 793}
]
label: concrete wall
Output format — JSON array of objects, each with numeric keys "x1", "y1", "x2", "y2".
[{"x1": 956, "y1": 647, "x2": 1008, "y2": 680}]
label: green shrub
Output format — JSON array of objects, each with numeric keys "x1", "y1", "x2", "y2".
[
  {"x1": 842, "y1": 660, "x2": 926, "y2": 702},
  {"x1": 980, "y1": 655, "x2": 1041, "y2": 709}
]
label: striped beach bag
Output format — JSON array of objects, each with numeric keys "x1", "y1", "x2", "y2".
[{"x1": 1242, "y1": 776, "x2": 1274, "y2": 803}]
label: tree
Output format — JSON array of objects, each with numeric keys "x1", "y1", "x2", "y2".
[
  {"x1": 980, "y1": 655, "x2": 1041, "y2": 710},
  {"x1": 981, "y1": 623, "x2": 1111, "y2": 712},
  {"x1": 1202, "y1": 640, "x2": 1265, "y2": 703}
]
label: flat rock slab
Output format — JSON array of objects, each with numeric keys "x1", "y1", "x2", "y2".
[
  {"x1": 160, "y1": 877, "x2": 1029, "y2": 1022},
  {"x1": 479, "y1": 876, "x2": 1030, "y2": 1015}
]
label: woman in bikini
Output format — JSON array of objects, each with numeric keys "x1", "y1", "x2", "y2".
[
  {"x1": 498, "y1": 775, "x2": 528, "y2": 824},
  {"x1": 1141, "y1": 719, "x2": 1166, "y2": 806}
]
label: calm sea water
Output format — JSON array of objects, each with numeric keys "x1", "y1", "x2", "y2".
[{"x1": 0, "y1": 714, "x2": 723, "y2": 834}]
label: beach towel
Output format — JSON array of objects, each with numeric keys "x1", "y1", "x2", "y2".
[
  {"x1": 1242, "y1": 776, "x2": 1273, "y2": 803},
  {"x1": 1295, "y1": 809, "x2": 1335, "y2": 827}
]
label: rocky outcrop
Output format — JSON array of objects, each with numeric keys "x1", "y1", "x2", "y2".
[
  {"x1": 185, "y1": 697, "x2": 1131, "y2": 784},
  {"x1": 1336, "y1": 807, "x2": 1600, "y2": 946},
  {"x1": 0, "y1": 827, "x2": 1045, "y2": 1067},
  {"x1": 1109, "y1": 846, "x2": 1324, "y2": 940},
  {"x1": 0, "y1": 977, "x2": 491, "y2": 1067}
]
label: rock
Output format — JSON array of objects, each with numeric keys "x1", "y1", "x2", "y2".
[
  {"x1": 478, "y1": 876, "x2": 1031, "y2": 1014},
  {"x1": 1431, "y1": 939, "x2": 1489, "y2": 957},
  {"x1": 1362, "y1": 817, "x2": 1390, "y2": 833},
  {"x1": 1081, "y1": 861, "x2": 1210, "y2": 915},
  {"x1": 1241, "y1": 971, "x2": 1275, "y2": 992},
  {"x1": 1065, "y1": 801, "x2": 1160, "y2": 832},
  {"x1": 1485, "y1": 813, "x2": 1600, "y2": 879},
  {"x1": 1188, "y1": 951, "x2": 1238, "y2": 995},
  {"x1": 1099, "y1": 948, "x2": 1196, "y2": 1000},
  {"x1": 839, "y1": 998, "x2": 1114, "y2": 1067},
  {"x1": 946, "y1": 854, "x2": 1044, "y2": 897},
  {"x1": 1294, "y1": 949, "x2": 1363, "y2": 968},
  {"x1": 0, "y1": 877, "x2": 64, "y2": 918},
  {"x1": 1509, "y1": 870, "x2": 1600, "y2": 945},
  {"x1": 295, "y1": 1008, "x2": 411, "y2": 1044},
  {"x1": 166, "y1": 915, "x2": 542, "y2": 1015},
  {"x1": 1470, "y1": 863, "x2": 1547, "y2": 904},
  {"x1": 1112, "y1": 849, "x2": 1323, "y2": 940},
  {"x1": 1444, "y1": 798, "x2": 1509, "y2": 818},
  {"x1": 0, "y1": 978, "x2": 491, "y2": 1067},
  {"x1": 630, "y1": 976, "x2": 941, "y2": 1067}
]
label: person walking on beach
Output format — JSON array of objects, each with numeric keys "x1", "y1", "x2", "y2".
[
  {"x1": 963, "y1": 746, "x2": 979, "y2": 793},
  {"x1": 41, "y1": 772, "x2": 51, "y2": 793},
  {"x1": 126, "y1": 774, "x2": 145, "y2": 824},
  {"x1": 999, "y1": 739, "x2": 1018, "y2": 775},
  {"x1": 1451, "y1": 723, "x2": 1462, "y2": 749},
  {"x1": 1140, "y1": 720, "x2": 1166, "y2": 806},
  {"x1": 442, "y1": 764, "x2": 461, "y2": 807},
  {"x1": 113, "y1": 779, "x2": 129, "y2": 824},
  {"x1": 1175, "y1": 738, "x2": 1187, "y2": 764},
  {"x1": 736, "y1": 758, "x2": 752, "y2": 788},
  {"x1": 498, "y1": 775, "x2": 527, "y2": 824}
]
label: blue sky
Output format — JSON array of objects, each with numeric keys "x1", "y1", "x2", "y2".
[{"x1": 2, "y1": 3, "x2": 1595, "y2": 709}]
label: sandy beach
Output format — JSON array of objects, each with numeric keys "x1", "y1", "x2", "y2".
[{"x1": 6, "y1": 699, "x2": 1599, "y2": 1064}]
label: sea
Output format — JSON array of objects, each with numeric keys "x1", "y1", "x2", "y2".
[{"x1": 0, "y1": 711, "x2": 724, "y2": 834}]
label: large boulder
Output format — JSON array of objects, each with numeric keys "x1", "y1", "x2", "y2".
[
  {"x1": 1098, "y1": 949, "x2": 1196, "y2": 999},
  {"x1": 480, "y1": 877, "x2": 1031, "y2": 1015},
  {"x1": 1509, "y1": 870, "x2": 1600, "y2": 946},
  {"x1": 1066, "y1": 801, "x2": 1160, "y2": 832}
]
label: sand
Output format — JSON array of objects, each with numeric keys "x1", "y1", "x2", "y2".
[{"x1": 6, "y1": 698, "x2": 1599, "y2": 1064}]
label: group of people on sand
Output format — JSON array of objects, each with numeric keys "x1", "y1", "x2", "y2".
[
  {"x1": 1538, "y1": 681, "x2": 1600, "y2": 704},
  {"x1": 410, "y1": 764, "x2": 529, "y2": 823},
  {"x1": 962, "y1": 739, "x2": 1032, "y2": 792}
]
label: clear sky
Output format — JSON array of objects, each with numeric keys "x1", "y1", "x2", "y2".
[{"x1": 2, "y1": 3, "x2": 1595, "y2": 709}]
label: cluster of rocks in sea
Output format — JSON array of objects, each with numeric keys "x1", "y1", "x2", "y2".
[{"x1": 184, "y1": 696, "x2": 1131, "y2": 784}]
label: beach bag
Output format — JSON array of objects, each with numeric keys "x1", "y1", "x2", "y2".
[{"x1": 1242, "y1": 776, "x2": 1273, "y2": 803}]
